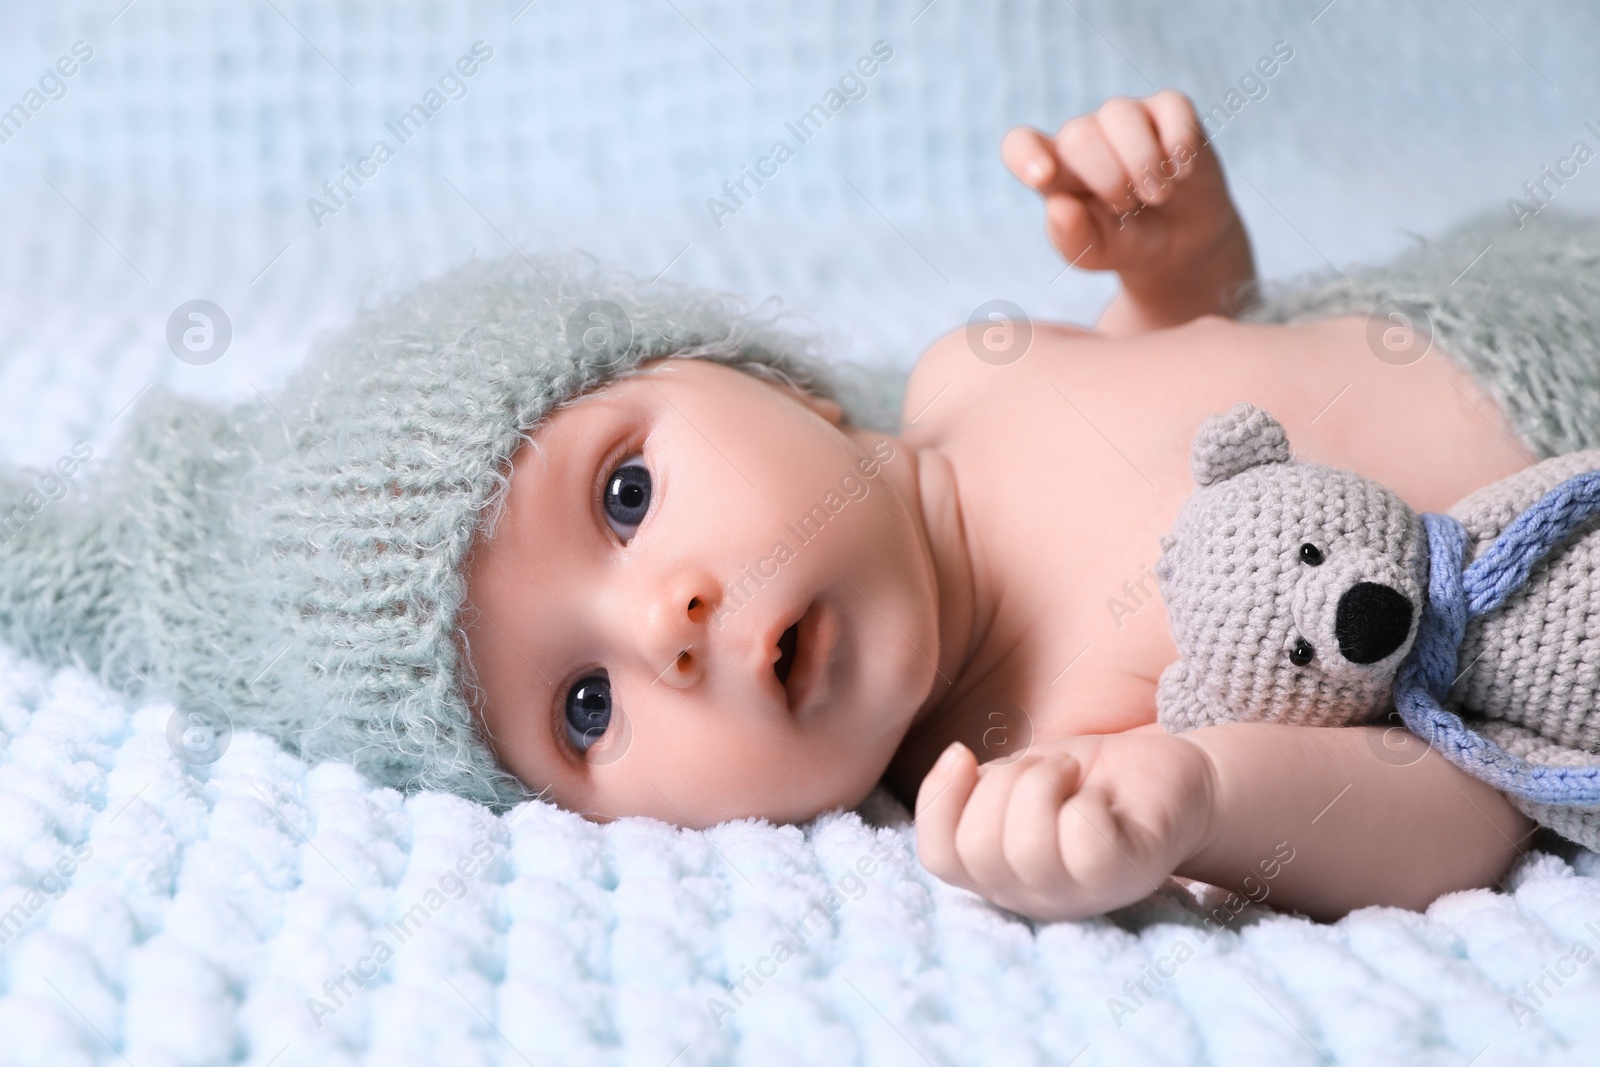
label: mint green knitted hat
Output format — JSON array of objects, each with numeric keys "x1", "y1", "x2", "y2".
[{"x1": 0, "y1": 254, "x2": 900, "y2": 809}]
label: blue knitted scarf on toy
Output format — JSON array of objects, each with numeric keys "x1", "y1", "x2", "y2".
[{"x1": 1394, "y1": 469, "x2": 1600, "y2": 805}]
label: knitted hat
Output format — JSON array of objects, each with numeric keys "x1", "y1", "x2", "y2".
[{"x1": 0, "y1": 254, "x2": 903, "y2": 809}]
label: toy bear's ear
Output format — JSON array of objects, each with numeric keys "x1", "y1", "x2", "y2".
[{"x1": 1190, "y1": 402, "x2": 1291, "y2": 486}]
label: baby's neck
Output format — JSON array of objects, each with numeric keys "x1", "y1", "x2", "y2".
[{"x1": 846, "y1": 426, "x2": 995, "y2": 805}]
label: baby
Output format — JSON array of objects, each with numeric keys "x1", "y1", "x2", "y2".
[
  {"x1": 9, "y1": 91, "x2": 1593, "y2": 925},
  {"x1": 461, "y1": 91, "x2": 1553, "y2": 923}
]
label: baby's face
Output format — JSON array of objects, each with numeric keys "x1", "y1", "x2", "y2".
[{"x1": 461, "y1": 358, "x2": 940, "y2": 827}]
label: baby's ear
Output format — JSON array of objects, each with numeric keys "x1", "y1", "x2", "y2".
[{"x1": 1190, "y1": 402, "x2": 1291, "y2": 486}]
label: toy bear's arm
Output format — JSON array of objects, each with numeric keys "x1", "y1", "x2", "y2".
[
  {"x1": 1447, "y1": 448, "x2": 1600, "y2": 553},
  {"x1": 1157, "y1": 659, "x2": 1236, "y2": 731}
]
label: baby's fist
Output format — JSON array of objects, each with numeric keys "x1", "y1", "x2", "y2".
[
  {"x1": 914, "y1": 730, "x2": 1215, "y2": 921},
  {"x1": 1003, "y1": 91, "x2": 1240, "y2": 284}
]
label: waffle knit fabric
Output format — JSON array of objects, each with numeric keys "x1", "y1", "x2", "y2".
[{"x1": 0, "y1": 254, "x2": 901, "y2": 810}]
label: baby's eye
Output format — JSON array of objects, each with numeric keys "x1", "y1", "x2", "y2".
[
  {"x1": 603, "y1": 453, "x2": 651, "y2": 541},
  {"x1": 565, "y1": 671, "x2": 613, "y2": 752}
]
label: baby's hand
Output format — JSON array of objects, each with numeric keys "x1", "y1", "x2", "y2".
[
  {"x1": 1003, "y1": 91, "x2": 1245, "y2": 294},
  {"x1": 914, "y1": 728, "x2": 1215, "y2": 921}
]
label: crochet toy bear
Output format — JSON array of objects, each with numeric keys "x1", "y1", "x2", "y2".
[{"x1": 1153, "y1": 402, "x2": 1600, "y2": 849}]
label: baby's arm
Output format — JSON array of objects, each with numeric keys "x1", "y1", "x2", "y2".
[
  {"x1": 1177, "y1": 723, "x2": 1532, "y2": 921},
  {"x1": 916, "y1": 721, "x2": 1532, "y2": 923},
  {"x1": 1003, "y1": 92, "x2": 1256, "y2": 335}
]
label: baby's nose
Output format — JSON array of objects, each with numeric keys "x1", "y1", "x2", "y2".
[
  {"x1": 653, "y1": 647, "x2": 701, "y2": 689},
  {"x1": 1334, "y1": 582, "x2": 1413, "y2": 664},
  {"x1": 637, "y1": 575, "x2": 718, "y2": 671}
]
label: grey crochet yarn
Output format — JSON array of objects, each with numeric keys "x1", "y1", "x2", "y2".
[
  {"x1": 1154, "y1": 403, "x2": 1429, "y2": 734},
  {"x1": 1155, "y1": 403, "x2": 1600, "y2": 850},
  {"x1": 0, "y1": 254, "x2": 902, "y2": 810}
]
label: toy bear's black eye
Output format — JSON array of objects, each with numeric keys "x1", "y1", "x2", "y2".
[
  {"x1": 1298, "y1": 543, "x2": 1324, "y2": 566},
  {"x1": 1289, "y1": 638, "x2": 1315, "y2": 666}
]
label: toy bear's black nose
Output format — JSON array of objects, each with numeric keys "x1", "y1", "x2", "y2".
[{"x1": 1335, "y1": 582, "x2": 1413, "y2": 664}]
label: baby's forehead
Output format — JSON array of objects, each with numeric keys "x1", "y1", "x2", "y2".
[
  {"x1": 535, "y1": 357, "x2": 701, "y2": 417},
  {"x1": 523, "y1": 369, "x2": 657, "y2": 442},
  {"x1": 530, "y1": 357, "x2": 795, "y2": 431},
  {"x1": 506, "y1": 361, "x2": 692, "y2": 475}
]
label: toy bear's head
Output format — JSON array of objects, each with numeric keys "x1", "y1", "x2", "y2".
[{"x1": 1153, "y1": 402, "x2": 1429, "y2": 732}]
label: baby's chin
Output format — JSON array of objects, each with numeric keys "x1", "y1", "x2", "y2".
[
  {"x1": 579, "y1": 764, "x2": 889, "y2": 829},
  {"x1": 757, "y1": 777, "x2": 886, "y2": 826}
]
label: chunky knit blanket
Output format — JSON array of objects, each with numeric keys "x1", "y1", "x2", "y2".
[
  {"x1": 7, "y1": 653, "x2": 1600, "y2": 1067},
  {"x1": 6, "y1": 0, "x2": 1600, "y2": 1064}
]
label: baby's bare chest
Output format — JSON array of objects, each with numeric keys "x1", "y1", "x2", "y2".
[{"x1": 915, "y1": 313, "x2": 1534, "y2": 750}]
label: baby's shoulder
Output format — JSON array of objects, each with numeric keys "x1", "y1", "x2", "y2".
[
  {"x1": 900, "y1": 326, "x2": 980, "y2": 434},
  {"x1": 902, "y1": 320, "x2": 1089, "y2": 433}
]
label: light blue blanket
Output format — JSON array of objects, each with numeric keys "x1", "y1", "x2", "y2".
[{"x1": 2, "y1": 1, "x2": 1600, "y2": 1063}]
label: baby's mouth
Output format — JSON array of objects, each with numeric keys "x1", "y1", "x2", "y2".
[
  {"x1": 774, "y1": 620, "x2": 800, "y2": 687},
  {"x1": 772, "y1": 600, "x2": 832, "y2": 715}
]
